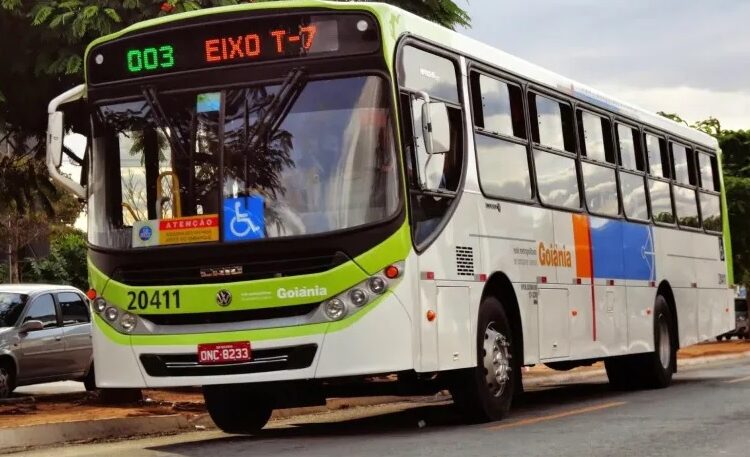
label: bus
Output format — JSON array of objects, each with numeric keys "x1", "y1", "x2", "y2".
[{"x1": 46, "y1": 0, "x2": 734, "y2": 432}]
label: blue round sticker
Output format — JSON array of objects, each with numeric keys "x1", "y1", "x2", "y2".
[{"x1": 139, "y1": 226, "x2": 153, "y2": 241}]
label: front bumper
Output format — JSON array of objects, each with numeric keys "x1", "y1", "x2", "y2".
[{"x1": 93, "y1": 290, "x2": 413, "y2": 388}]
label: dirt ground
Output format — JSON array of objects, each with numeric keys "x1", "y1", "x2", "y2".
[{"x1": 1, "y1": 339, "x2": 748, "y2": 429}]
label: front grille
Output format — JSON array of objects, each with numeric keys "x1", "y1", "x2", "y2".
[
  {"x1": 140, "y1": 344, "x2": 317, "y2": 377},
  {"x1": 112, "y1": 252, "x2": 349, "y2": 286},
  {"x1": 141, "y1": 302, "x2": 319, "y2": 326}
]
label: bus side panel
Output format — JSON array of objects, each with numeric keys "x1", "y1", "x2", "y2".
[
  {"x1": 693, "y1": 232, "x2": 734, "y2": 340},
  {"x1": 654, "y1": 226, "x2": 699, "y2": 347}
]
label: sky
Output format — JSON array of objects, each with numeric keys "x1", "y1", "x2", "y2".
[{"x1": 458, "y1": 0, "x2": 750, "y2": 130}]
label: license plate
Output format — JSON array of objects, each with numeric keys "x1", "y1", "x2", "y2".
[{"x1": 197, "y1": 342, "x2": 251, "y2": 364}]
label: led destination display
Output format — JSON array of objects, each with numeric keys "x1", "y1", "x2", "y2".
[{"x1": 88, "y1": 12, "x2": 379, "y2": 84}]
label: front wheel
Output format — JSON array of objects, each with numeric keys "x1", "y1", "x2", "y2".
[
  {"x1": 0, "y1": 363, "x2": 14, "y2": 399},
  {"x1": 204, "y1": 385, "x2": 273, "y2": 434},
  {"x1": 449, "y1": 296, "x2": 519, "y2": 422}
]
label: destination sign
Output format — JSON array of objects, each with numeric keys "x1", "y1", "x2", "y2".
[{"x1": 87, "y1": 12, "x2": 379, "y2": 85}]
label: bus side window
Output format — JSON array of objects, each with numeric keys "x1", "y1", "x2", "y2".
[{"x1": 397, "y1": 45, "x2": 463, "y2": 247}]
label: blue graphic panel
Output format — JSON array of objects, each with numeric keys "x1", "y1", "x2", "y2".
[
  {"x1": 622, "y1": 223, "x2": 655, "y2": 281},
  {"x1": 223, "y1": 196, "x2": 265, "y2": 242},
  {"x1": 197, "y1": 92, "x2": 221, "y2": 113},
  {"x1": 589, "y1": 217, "x2": 624, "y2": 279}
]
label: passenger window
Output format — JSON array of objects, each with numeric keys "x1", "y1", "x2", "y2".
[
  {"x1": 577, "y1": 111, "x2": 614, "y2": 163},
  {"x1": 673, "y1": 186, "x2": 700, "y2": 228},
  {"x1": 698, "y1": 152, "x2": 718, "y2": 191},
  {"x1": 475, "y1": 135, "x2": 532, "y2": 200},
  {"x1": 471, "y1": 74, "x2": 526, "y2": 139},
  {"x1": 529, "y1": 93, "x2": 575, "y2": 152},
  {"x1": 617, "y1": 124, "x2": 644, "y2": 171},
  {"x1": 534, "y1": 150, "x2": 580, "y2": 208},
  {"x1": 23, "y1": 294, "x2": 58, "y2": 328},
  {"x1": 620, "y1": 172, "x2": 649, "y2": 220},
  {"x1": 581, "y1": 162, "x2": 618, "y2": 215},
  {"x1": 671, "y1": 142, "x2": 695, "y2": 185},
  {"x1": 645, "y1": 134, "x2": 669, "y2": 178},
  {"x1": 398, "y1": 46, "x2": 459, "y2": 104},
  {"x1": 58, "y1": 292, "x2": 90, "y2": 325},
  {"x1": 700, "y1": 193, "x2": 722, "y2": 232},
  {"x1": 649, "y1": 179, "x2": 674, "y2": 224}
]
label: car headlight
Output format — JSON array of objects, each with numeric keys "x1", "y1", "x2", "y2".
[{"x1": 349, "y1": 289, "x2": 368, "y2": 307}]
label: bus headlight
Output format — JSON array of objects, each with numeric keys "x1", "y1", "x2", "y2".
[
  {"x1": 324, "y1": 298, "x2": 347, "y2": 321},
  {"x1": 120, "y1": 313, "x2": 137, "y2": 332},
  {"x1": 104, "y1": 307, "x2": 119, "y2": 322},
  {"x1": 93, "y1": 297, "x2": 108, "y2": 313},
  {"x1": 368, "y1": 277, "x2": 387, "y2": 294},
  {"x1": 349, "y1": 289, "x2": 368, "y2": 307}
]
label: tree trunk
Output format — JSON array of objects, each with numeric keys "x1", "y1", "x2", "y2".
[{"x1": 5, "y1": 217, "x2": 19, "y2": 283}]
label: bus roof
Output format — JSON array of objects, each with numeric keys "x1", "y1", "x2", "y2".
[{"x1": 85, "y1": 0, "x2": 717, "y2": 150}]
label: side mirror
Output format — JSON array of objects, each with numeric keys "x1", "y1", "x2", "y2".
[
  {"x1": 47, "y1": 84, "x2": 86, "y2": 199},
  {"x1": 18, "y1": 320, "x2": 44, "y2": 334},
  {"x1": 414, "y1": 92, "x2": 450, "y2": 191},
  {"x1": 47, "y1": 112, "x2": 64, "y2": 168},
  {"x1": 421, "y1": 101, "x2": 451, "y2": 155}
]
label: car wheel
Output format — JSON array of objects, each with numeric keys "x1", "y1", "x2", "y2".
[
  {"x1": 0, "y1": 363, "x2": 14, "y2": 399},
  {"x1": 83, "y1": 363, "x2": 97, "y2": 391},
  {"x1": 606, "y1": 294, "x2": 675, "y2": 390},
  {"x1": 204, "y1": 384, "x2": 273, "y2": 434},
  {"x1": 449, "y1": 296, "x2": 518, "y2": 423}
]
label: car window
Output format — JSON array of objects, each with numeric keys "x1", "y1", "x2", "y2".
[
  {"x1": 0, "y1": 293, "x2": 28, "y2": 327},
  {"x1": 58, "y1": 292, "x2": 90, "y2": 325},
  {"x1": 23, "y1": 294, "x2": 59, "y2": 329}
]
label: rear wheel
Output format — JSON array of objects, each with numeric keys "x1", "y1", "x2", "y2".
[
  {"x1": 449, "y1": 296, "x2": 518, "y2": 422},
  {"x1": 605, "y1": 294, "x2": 675, "y2": 389},
  {"x1": 0, "y1": 362, "x2": 14, "y2": 399},
  {"x1": 204, "y1": 385, "x2": 273, "y2": 434}
]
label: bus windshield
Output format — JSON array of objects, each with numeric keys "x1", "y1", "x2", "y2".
[{"x1": 89, "y1": 75, "x2": 399, "y2": 250}]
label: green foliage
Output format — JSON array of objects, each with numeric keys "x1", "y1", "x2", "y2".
[{"x1": 25, "y1": 230, "x2": 88, "y2": 290}]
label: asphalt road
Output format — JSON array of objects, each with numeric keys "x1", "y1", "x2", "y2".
[{"x1": 13, "y1": 359, "x2": 750, "y2": 457}]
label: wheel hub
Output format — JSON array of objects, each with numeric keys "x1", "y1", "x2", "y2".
[
  {"x1": 658, "y1": 316, "x2": 671, "y2": 369},
  {"x1": 483, "y1": 323, "x2": 511, "y2": 398}
]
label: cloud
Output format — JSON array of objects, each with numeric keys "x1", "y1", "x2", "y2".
[{"x1": 458, "y1": 0, "x2": 750, "y2": 128}]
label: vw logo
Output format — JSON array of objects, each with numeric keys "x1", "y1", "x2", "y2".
[{"x1": 216, "y1": 289, "x2": 232, "y2": 307}]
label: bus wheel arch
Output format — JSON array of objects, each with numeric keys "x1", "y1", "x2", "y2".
[{"x1": 657, "y1": 281, "x2": 679, "y2": 353}]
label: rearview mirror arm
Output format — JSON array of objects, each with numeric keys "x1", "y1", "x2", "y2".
[{"x1": 47, "y1": 84, "x2": 86, "y2": 199}]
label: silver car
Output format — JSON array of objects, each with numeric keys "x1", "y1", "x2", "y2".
[{"x1": 0, "y1": 284, "x2": 93, "y2": 398}]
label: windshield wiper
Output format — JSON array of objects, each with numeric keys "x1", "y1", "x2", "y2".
[{"x1": 244, "y1": 67, "x2": 308, "y2": 154}]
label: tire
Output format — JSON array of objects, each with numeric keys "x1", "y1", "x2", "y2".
[
  {"x1": 0, "y1": 362, "x2": 15, "y2": 399},
  {"x1": 203, "y1": 385, "x2": 273, "y2": 434},
  {"x1": 83, "y1": 362, "x2": 97, "y2": 391},
  {"x1": 449, "y1": 295, "x2": 519, "y2": 422},
  {"x1": 605, "y1": 294, "x2": 675, "y2": 390}
]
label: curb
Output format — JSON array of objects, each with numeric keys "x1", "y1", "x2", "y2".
[{"x1": 0, "y1": 414, "x2": 212, "y2": 454}]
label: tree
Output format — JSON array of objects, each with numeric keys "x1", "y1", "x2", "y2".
[{"x1": 26, "y1": 229, "x2": 88, "y2": 291}]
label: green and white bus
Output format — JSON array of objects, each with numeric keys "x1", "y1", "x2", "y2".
[{"x1": 47, "y1": 1, "x2": 734, "y2": 432}]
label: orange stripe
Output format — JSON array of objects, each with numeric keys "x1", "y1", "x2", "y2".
[
  {"x1": 487, "y1": 401, "x2": 626, "y2": 430},
  {"x1": 572, "y1": 214, "x2": 592, "y2": 278}
]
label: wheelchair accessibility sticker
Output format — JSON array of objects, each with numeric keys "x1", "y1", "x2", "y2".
[{"x1": 223, "y1": 196, "x2": 265, "y2": 241}]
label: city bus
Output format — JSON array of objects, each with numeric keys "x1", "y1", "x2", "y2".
[{"x1": 46, "y1": 0, "x2": 734, "y2": 432}]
